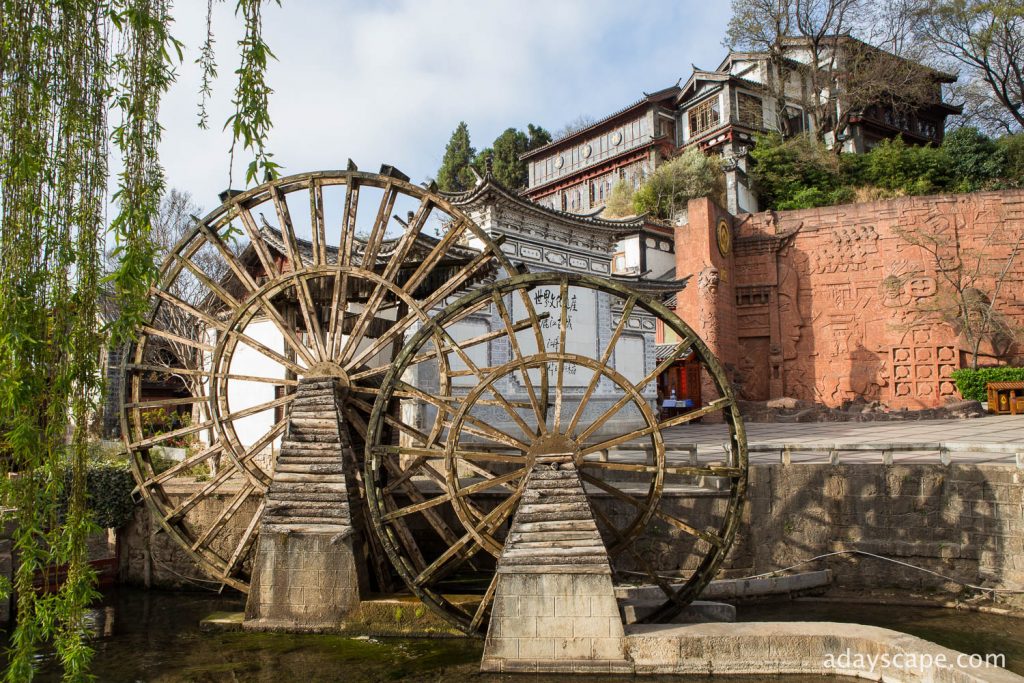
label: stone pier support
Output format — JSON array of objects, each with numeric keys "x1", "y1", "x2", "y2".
[
  {"x1": 480, "y1": 460, "x2": 630, "y2": 674},
  {"x1": 243, "y1": 376, "x2": 368, "y2": 631}
]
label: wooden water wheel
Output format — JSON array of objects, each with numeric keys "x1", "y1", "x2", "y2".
[
  {"x1": 365, "y1": 272, "x2": 748, "y2": 634},
  {"x1": 120, "y1": 169, "x2": 537, "y2": 591}
]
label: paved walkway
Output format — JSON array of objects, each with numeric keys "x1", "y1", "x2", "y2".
[{"x1": 658, "y1": 415, "x2": 1024, "y2": 465}]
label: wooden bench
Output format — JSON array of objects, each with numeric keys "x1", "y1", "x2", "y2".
[{"x1": 986, "y1": 381, "x2": 1024, "y2": 415}]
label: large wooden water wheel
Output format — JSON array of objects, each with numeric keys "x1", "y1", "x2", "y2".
[
  {"x1": 121, "y1": 169, "x2": 746, "y2": 635},
  {"x1": 365, "y1": 273, "x2": 747, "y2": 634},
  {"x1": 121, "y1": 169, "x2": 536, "y2": 591}
]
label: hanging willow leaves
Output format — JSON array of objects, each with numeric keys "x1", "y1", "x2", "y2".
[
  {"x1": 0, "y1": 0, "x2": 279, "y2": 678},
  {"x1": 228, "y1": 0, "x2": 282, "y2": 185}
]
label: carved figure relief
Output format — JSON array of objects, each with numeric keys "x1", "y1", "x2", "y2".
[
  {"x1": 811, "y1": 224, "x2": 879, "y2": 274},
  {"x1": 777, "y1": 260, "x2": 802, "y2": 361}
]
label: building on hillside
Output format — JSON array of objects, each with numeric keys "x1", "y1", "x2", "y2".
[{"x1": 522, "y1": 36, "x2": 961, "y2": 216}]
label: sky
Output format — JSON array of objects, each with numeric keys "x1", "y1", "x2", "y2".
[{"x1": 157, "y1": 0, "x2": 734, "y2": 213}]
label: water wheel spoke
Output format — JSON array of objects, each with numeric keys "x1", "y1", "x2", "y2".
[
  {"x1": 381, "y1": 491, "x2": 452, "y2": 522},
  {"x1": 348, "y1": 316, "x2": 543, "y2": 382},
  {"x1": 379, "y1": 195, "x2": 431, "y2": 281},
  {"x1": 470, "y1": 571, "x2": 499, "y2": 632},
  {"x1": 345, "y1": 241, "x2": 499, "y2": 372},
  {"x1": 381, "y1": 458, "x2": 462, "y2": 548},
  {"x1": 191, "y1": 481, "x2": 255, "y2": 551},
  {"x1": 221, "y1": 392, "x2": 295, "y2": 423},
  {"x1": 125, "y1": 395, "x2": 210, "y2": 410},
  {"x1": 225, "y1": 329, "x2": 305, "y2": 375},
  {"x1": 130, "y1": 419, "x2": 214, "y2": 450},
  {"x1": 490, "y1": 291, "x2": 546, "y2": 434},
  {"x1": 251, "y1": 293, "x2": 319, "y2": 368},
  {"x1": 221, "y1": 499, "x2": 265, "y2": 580},
  {"x1": 579, "y1": 471, "x2": 722, "y2": 548},
  {"x1": 127, "y1": 363, "x2": 210, "y2": 379},
  {"x1": 591, "y1": 502, "x2": 672, "y2": 593},
  {"x1": 150, "y1": 444, "x2": 223, "y2": 486},
  {"x1": 327, "y1": 179, "x2": 360, "y2": 357},
  {"x1": 413, "y1": 492, "x2": 518, "y2": 588},
  {"x1": 362, "y1": 182, "x2": 398, "y2": 268},
  {"x1": 401, "y1": 218, "x2": 472, "y2": 294},
  {"x1": 238, "y1": 206, "x2": 281, "y2": 280},
  {"x1": 150, "y1": 286, "x2": 225, "y2": 332},
  {"x1": 269, "y1": 186, "x2": 327, "y2": 358},
  {"x1": 141, "y1": 325, "x2": 214, "y2": 353},
  {"x1": 166, "y1": 462, "x2": 240, "y2": 523},
  {"x1": 454, "y1": 465, "x2": 527, "y2": 496},
  {"x1": 170, "y1": 253, "x2": 240, "y2": 310},
  {"x1": 309, "y1": 180, "x2": 327, "y2": 267},
  {"x1": 566, "y1": 294, "x2": 638, "y2": 435},
  {"x1": 575, "y1": 336, "x2": 699, "y2": 443},
  {"x1": 581, "y1": 398, "x2": 732, "y2": 454}
]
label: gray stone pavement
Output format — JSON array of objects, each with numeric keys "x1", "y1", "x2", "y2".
[{"x1": 655, "y1": 414, "x2": 1024, "y2": 465}]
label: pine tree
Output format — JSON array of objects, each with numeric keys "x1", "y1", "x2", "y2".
[
  {"x1": 478, "y1": 124, "x2": 553, "y2": 190},
  {"x1": 437, "y1": 122, "x2": 477, "y2": 192}
]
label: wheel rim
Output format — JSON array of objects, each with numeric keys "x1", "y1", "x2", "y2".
[
  {"x1": 121, "y1": 170, "x2": 527, "y2": 591},
  {"x1": 366, "y1": 272, "x2": 748, "y2": 635}
]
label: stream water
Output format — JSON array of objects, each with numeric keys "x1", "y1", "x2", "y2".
[{"x1": 11, "y1": 589, "x2": 1024, "y2": 681}]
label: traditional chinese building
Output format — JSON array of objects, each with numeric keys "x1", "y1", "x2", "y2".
[{"x1": 522, "y1": 39, "x2": 960, "y2": 216}]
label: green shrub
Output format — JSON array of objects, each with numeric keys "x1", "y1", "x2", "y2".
[
  {"x1": 950, "y1": 366, "x2": 1024, "y2": 402},
  {"x1": 749, "y1": 133, "x2": 847, "y2": 210},
  {"x1": 996, "y1": 133, "x2": 1024, "y2": 188},
  {"x1": 943, "y1": 127, "x2": 1006, "y2": 192},
  {"x1": 58, "y1": 461, "x2": 136, "y2": 529},
  {"x1": 861, "y1": 136, "x2": 950, "y2": 194},
  {"x1": 603, "y1": 179, "x2": 635, "y2": 217},
  {"x1": 631, "y1": 147, "x2": 723, "y2": 218}
]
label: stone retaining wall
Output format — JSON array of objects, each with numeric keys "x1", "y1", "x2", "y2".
[{"x1": 118, "y1": 463, "x2": 1024, "y2": 607}]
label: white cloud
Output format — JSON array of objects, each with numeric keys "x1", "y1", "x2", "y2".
[{"x1": 154, "y1": 0, "x2": 731, "y2": 212}]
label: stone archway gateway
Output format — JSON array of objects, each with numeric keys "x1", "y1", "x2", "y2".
[{"x1": 120, "y1": 168, "x2": 748, "y2": 636}]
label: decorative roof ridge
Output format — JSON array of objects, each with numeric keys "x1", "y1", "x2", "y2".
[
  {"x1": 519, "y1": 83, "x2": 680, "y2": 161},
  {"x1": 444, "y1": 173, "x2": 648, "y2": 234}
]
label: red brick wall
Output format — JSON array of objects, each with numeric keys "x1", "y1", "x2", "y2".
[{"x1": 677, "y1": 191, "x2": 1024, "y2": 408}]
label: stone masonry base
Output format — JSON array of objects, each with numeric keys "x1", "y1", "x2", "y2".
[
  {"x1": 480, "y1": 573, "x2": 630, "y2": 674},
  {"x1": 243, "y1": 530, "x2": 361, "y2": 631}
]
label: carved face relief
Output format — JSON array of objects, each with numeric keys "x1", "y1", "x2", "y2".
[{"x1": 698, "y1": 266, "x2": 720, "y2": 295}]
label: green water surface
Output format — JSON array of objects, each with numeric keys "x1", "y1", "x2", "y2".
[{"x1": 13, "y1": 589, "x2": 1024, "y2": 681}]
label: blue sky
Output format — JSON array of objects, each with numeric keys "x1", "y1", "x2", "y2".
[{"x1": 159, "y1": 1, "x2": 733, "y2": 212}]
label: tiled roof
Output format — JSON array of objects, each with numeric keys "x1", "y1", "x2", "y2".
[
  {"x1": 519, "y1": 83, "x2": 681, "y2": 161},
  {"x1": 444, "y1": 174, "x2": 647, "y2": 235}
]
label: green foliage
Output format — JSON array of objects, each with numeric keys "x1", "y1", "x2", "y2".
[
  {"x1": 997, "y1": 133, "x2": 1024, "y2": 187},
  {"x1": 941, "y1": 127, "x2": 1006, "y2": 192},
  {"x1": 631, "y1": 148, "x2": 723, "y2": 218},
  {"x1": 59, "y1": 463, "x2": 136, "y2": 530},
  {"x1": 436, "y1": 122, "x2": 477, "y2": 192},
  {"x1": 603, "y1": 180, "x2": 636, "y2": 217},
  {"x1": 474, "y1": 124, "x2": 552, "y2": 189},
  {"x1": 750, "y1": 128, "x2": 1024, "y2": 211},
  {"x1": 950, "y1": 367, "x2": 1024, "y2": 402},
  {"x1": 227, "y1": 0, "x2": 282, "y2": 186},
  {"x1": 0, "y1": 1, "x2": 276, "y2": 679},
  {"x1": 749, "y1": 133, "x2": 846, "y2": 210},
  {"x1": 858, "y1": 137, "x2": 950, "y2": 195}
]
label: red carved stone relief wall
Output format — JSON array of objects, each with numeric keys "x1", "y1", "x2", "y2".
[{"x1": 676, "y1": 191, "x2": 1024, "y2": 409}]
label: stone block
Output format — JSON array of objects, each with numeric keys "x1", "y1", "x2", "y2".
[
  {"x1": 555, "y1": 637, "x2": 593, "y2": 658},
  {"x1": 518, "y1": 637, "x2": 555, "y2": 659},
  {"x1": 518, "y1": 595, "x2": 553, "y2": 617},
  {"x1": 554, "y1": 595, "x2": 590, "y2": 617}
]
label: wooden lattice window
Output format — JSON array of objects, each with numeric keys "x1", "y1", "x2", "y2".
[{"x1": 688, "y1": 97, "x2": 721, "y2": 136}]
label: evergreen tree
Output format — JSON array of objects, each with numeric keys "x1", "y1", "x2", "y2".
[
  {"x1": 476, "y1": 124, "x2": 553, "y2": 190},
  {"x1": 436, "y1": 122, "x2": 477, "y2": 192}
]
